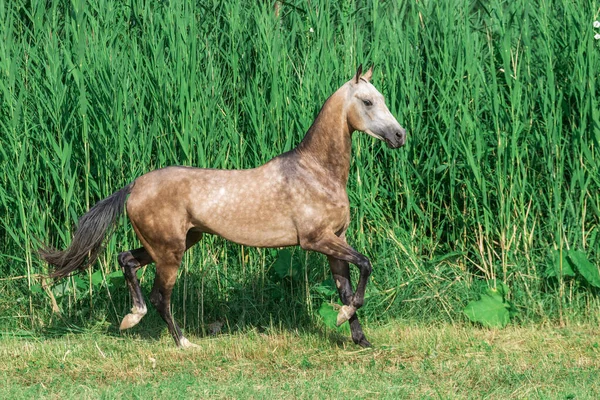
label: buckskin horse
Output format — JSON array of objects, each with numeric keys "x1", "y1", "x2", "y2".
[{"x1": 41, "y1": 65, "x2": 407, "y2": 348}]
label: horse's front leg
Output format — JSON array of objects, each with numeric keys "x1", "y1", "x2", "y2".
[
  {"x1": 301, "y1": 233, "x2": 372, "y2": 333},
  {"x1": 327, "y1": 255, "x2": 371, "y2": 347}
]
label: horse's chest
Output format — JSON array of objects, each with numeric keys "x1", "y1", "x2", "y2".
[{"x1": 298, "y1": 195, "x2": 349, "y2": 232}]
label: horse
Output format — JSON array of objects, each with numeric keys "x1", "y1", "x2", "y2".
[{"x1": 40, "y1": 65, "x2": 406, "y2": 348}]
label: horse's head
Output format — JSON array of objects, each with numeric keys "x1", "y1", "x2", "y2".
[{"x1": 345, "y1": 65, "x2": 406, "y2": 148}]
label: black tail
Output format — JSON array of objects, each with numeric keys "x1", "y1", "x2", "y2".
[{"x1": 40, "y1": 183, "x2": 134, "y2": 279}]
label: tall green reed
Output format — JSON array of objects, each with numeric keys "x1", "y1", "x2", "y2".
[{"x1": 0, "y1": 0, "x2": 598, "y2": 332}]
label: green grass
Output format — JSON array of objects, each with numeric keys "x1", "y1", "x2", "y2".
[
  {"x1": 0, "y1": 0, "x2": 599, "y2": 340},
  {"x1": 1, "y1": 321, "x2": 599, "y2": 399}
]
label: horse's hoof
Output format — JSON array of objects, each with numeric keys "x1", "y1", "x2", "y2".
[
  {"x1": 179, "y1": 337, "x2": 199, "y2": 349},
  {"x1": 119, "y1": 312, "x2": 144, "y2": 330},
  {"x1": 355, "y1": 337, "x2": 371, "y2": 348},
  {"x1": 336, "y1": 305, "x2": 356, "y2": 326}
]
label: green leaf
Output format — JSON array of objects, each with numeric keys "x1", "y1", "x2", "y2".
[
  {"x1": 107, "y1": 270, "x2": 124, "y2": 288},
  {"x1": 464, "y1": 294, "x2": 510, "y2": 328},
  {"x1": 313, "y1": 278, "x2": 337, "y2": 297},
  {"x1": 30, "y1": 284, "x2": 43, "y2": 294},
  {"x1": 51, "y1": 282, "x2": 68, "y2": 299},
  {"x1": 546, "y1": 249, "x2": 575, "y2": 278},
  {"x1": 484, "y1": 280, "x2": 510, "y2": 299},
  {"x1": 431, "y1": 251, "x2": 465, "y2": 264},
  {"x1": 317, "y1": 302, "x2": 339, "y2": 329},
  {"x1": 91, "y1": 270, "x2": 104, "y2": 286},
  {"x1": 274, "y1": 249, "x2": 297, "y2": 279},
  {"x1": 567, "y1": 250, "x2": 600, "y2": 288},
  {"x1": 506, "y1": 300, "x2": 520, "y2": 318},
  {"x1": 434, "y1": 164, "x2": 448, "y2": 174},
  {"x1": 73, "y1": 276, "x2": 87, "y2": 291}
]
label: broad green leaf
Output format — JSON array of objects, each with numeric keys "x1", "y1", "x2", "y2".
[
  {"x1": 317, "y1": 302, "x2": 339, "y2": 329},
  {"x1": 464, "y1": 294, "x2": 510, "y2": 328},
  {"x1": 73, "y1": 276, "x2": 87, "y2": 291},
  {"x1": 546, "y1": 249, "x2": 575, "y2": 278},
  {"x1": 51, "y1": 282, "x2": 68, "y2": 299},
  {"x1": 483, "y1": 287, "x2": 504, "y2": 302},
  {"x1": 568, "y1": 250, "x2": 600, "y2": 288},
  {"x1": 313, "y1": 278, "x2": 337, "y2": 297},
  {"x1": 274, "y1": 249, "x2": 296, "y2": 279},
  {"x1": 107, "y1": 270, "x2": 124, "y2": 288},
  {"x1": 91, "y1": 270, "x2": 104, "y2": 286},
  {"x1": 484, "y1": 280, "x2": 510, "y2": 299}
]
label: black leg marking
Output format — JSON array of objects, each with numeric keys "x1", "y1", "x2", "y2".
[
  {"x1": 118, "y1": 248, "x2": 152, "y2": 329},
  {"x1": 328, "y1": 256, "x2": 371, "y2": 347}
]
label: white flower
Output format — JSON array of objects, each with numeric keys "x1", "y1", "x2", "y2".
[
  {"x1": 595, "y1": 33, "x2": 600, "y2": 40},
  {"x1": 594, "y1": 20, "x2": 600, "y2": 28},
  {"x1": 309, "y1": 27, "x2": 314, "y2": 33}
]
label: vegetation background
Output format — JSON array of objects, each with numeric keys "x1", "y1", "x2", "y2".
[{"x1": 1, "y1": 0, "x2": 599, "y2": 340}]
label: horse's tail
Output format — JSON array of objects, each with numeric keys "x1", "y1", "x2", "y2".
[{"x1": 40, "y1": 183, "x2": 134, "y2": 279}]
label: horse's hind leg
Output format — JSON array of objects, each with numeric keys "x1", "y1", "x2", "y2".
[
  {"x1": 328, "y1": 256, "x2": 371, "y2": 348},
  {"x1": 118, "y1": 230, "x2": 202, "y2": 335},
  {"x1": 118, "y1": 247, "x2": 153, "y2": 330},
  {"x1": 149, "y1": 256, "x2": 193, "y2": 348},
  {"x1": 149, "y1": 230, "x2": 203, "y2": 348}
]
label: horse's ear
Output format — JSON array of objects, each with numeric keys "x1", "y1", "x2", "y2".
[
  {"x1": 354, "y1": 64, "x2": 363, "y2": 84},
  {"x1": 362, "y1": 64, "x2": 374, "y2": 82}
]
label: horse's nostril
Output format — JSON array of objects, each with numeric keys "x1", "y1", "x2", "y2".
[{"x1": 394, "y1": 129, "x2": 406, "y2": 146}]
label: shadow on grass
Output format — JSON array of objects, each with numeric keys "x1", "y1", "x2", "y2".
[{"x1": 37, "y1": 261, "x2": 355, "y2": 349}]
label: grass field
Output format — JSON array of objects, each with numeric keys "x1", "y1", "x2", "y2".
[
  {"x1": 2, "y1": 321, "x2": 599, "y2": 399},
  {"x1": 1, "y1": 0, "x2": 600, "y2": 397}
]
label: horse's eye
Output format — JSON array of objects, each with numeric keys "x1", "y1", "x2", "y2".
[{"x1": 362, "y1": 99, "x2": 373, "y2": 107}]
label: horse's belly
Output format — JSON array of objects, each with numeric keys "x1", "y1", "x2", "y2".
[
  {"x1": 217, "y1": 223, "x2": 298, "y2": 248},
  {"x1": 182, "y1": 166, "x2": 299, "y2": 246},
  {"x1": 189, "y1": 188, "x2": 298, "y2": 247},
  {"x1": 196, "y1": 212, "x2": 298, "y2": 247}
]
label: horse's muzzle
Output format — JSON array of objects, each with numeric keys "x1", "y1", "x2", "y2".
[{"x1": 384, "y1": 127, "x2": 406, "y2": 148}]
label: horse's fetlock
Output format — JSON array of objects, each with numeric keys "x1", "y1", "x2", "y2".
[
  {"x1": 359, "y1": 259, "x2": 372, "y2": 275},
  {"x1": 131, "y1": 305, "x2": 147, "y2": 316},
  {"x1": 351, "y1": 295, "x2": 364, "y2": 309},
  {"x1": 352, "y1": 332, "x2": 365, "y2": 344}
]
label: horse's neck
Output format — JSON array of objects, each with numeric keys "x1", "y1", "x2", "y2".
[{"x1": 296, "y1": 94, "x2": 352, "y2": 186}]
